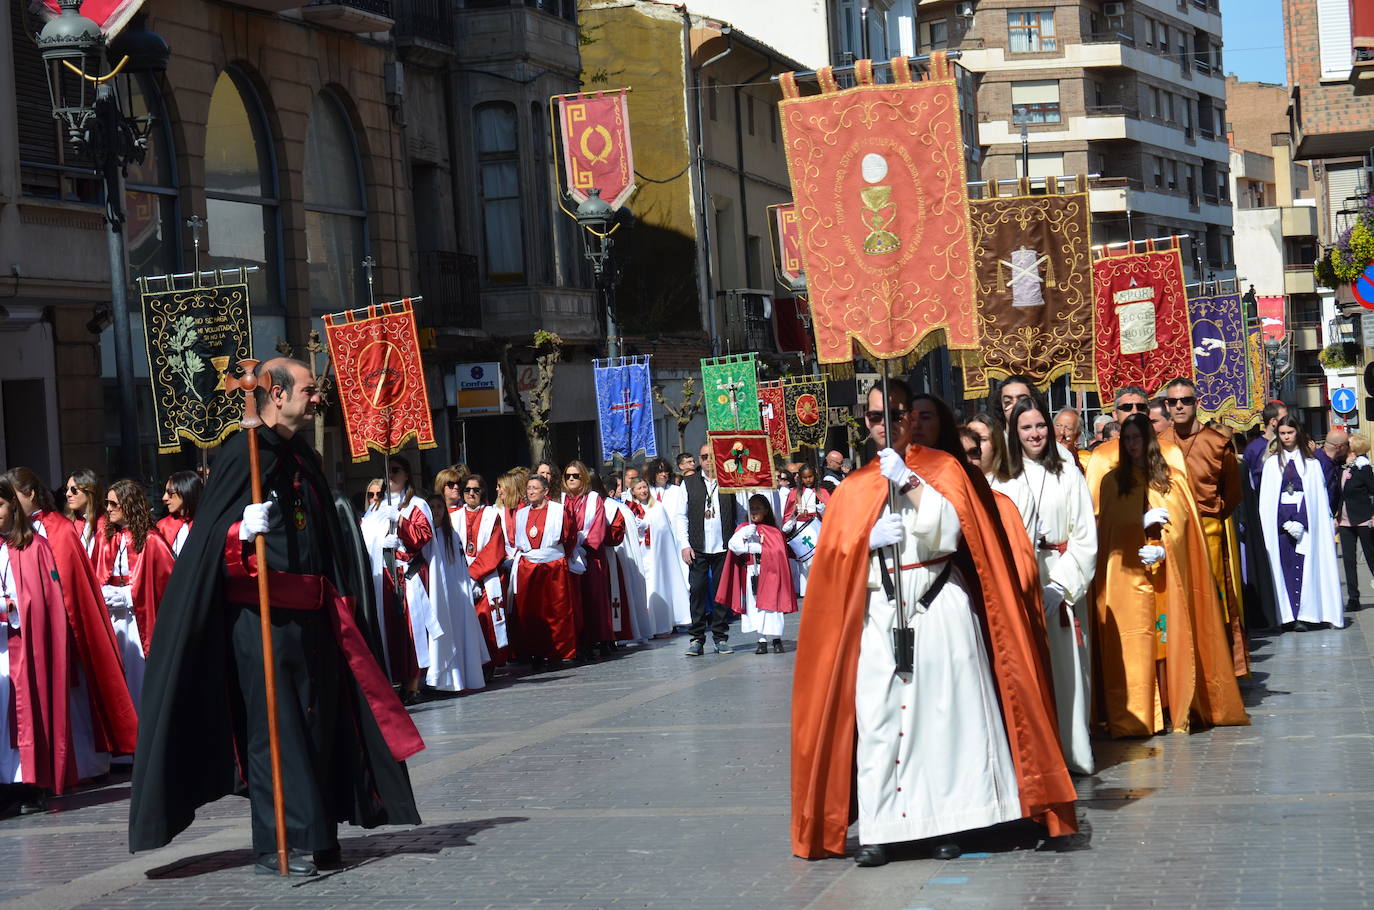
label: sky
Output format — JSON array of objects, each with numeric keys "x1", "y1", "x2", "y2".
[{"x1": 1220, "y1": 0, "x2": 1288, "y2": 85}]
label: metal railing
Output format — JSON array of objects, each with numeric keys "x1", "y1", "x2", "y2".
[
  {"x1": 306, "y1": 0, "x2": 393, "y2": 13},
  {"x1": 392, "y1": 0, "x2": 451, "y2": 43},
  {"x1": 1085, "y1": 103, "x2": 1138, "y2": 117},
  {"x1": 1085, "y1": 31, "x2": 1135, "y2": 46},
  {"x1": 413, "y1": 250, "x2": 481, "y2": 330}
]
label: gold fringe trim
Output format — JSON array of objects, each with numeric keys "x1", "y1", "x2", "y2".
[
  {"x1": 350, "y1": 431, "x2": 438, "y2": 464},
  {"x1": 158, "y1": 422, "x2": 243, "y2": 455}
]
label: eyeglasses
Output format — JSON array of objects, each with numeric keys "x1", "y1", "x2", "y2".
[
  {"x1": 564, "y1": 472, "x2": 581, "y2": 479},
  {"x1": 104, "y1": 499, "x2": 119, "y2": 509},
  {"x1": 463, "y1": 486, "x2": 482, "y2": 494},
  {"x1": 865, "y1": 409, "x2": 907, "y2": 424},
  {"x1": 444, "y1": 481, "x2": 462, "y2": 488},
  {"x1": 1164, "y1": 396, "x2": 1197, "y2": 407},
  {"x1": 1115, "y1": 402, "x2": 1149, "y2": 413}
]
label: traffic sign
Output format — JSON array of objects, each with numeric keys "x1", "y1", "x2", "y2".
[{"x1": 1332, "y1": 385, "x2": 1358, "y2": 414}]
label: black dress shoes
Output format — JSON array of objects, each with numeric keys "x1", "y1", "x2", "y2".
[
  {"x1": 313, "y1": 845, "x2": 343, "y2": 870},
  {"x1": 771, "y1": 638, "x2": 784, "y2": 653},
  {"x1": 755, "y1": 641, "x2": 769, "y2": 654},
  {"x1": 853, "y1": 844, "x2": 889, "y2": 867},
  {"x1": 930, "y1": 842, "x2": 961, "y2": 860},
  {"x1": 1291, "y1": 620, "x2": 1312, "y2": 632},
  {"x1": 254, "y1": 851, "x2": 318, "y2": 876}
]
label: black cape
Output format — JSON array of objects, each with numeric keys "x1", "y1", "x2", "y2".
[
  {"x1": 1240, "y1": 469, "x2": 1280, "y2": 631},
  {"x1": 128, "y1": 425, "x2": 420, "y2": 852}
]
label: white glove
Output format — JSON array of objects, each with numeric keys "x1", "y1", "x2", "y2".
[
  {"x1": 868, "y1": 513, "x2": 904, "y2": 550},
  {"x1": 746, "y1": 541, "x2": 763, "y2": 555},
  {"x1": 1283, "y1": 520, "x2": 1306, "y2": 540},
  {"x1": 1042, "y1": 582, "x2": 1066, "y2": 615},
  {"x1": 1142, "y1": 507, "x2": 1171, "y2": 529},
  {"x1": 375, "y1": 503, "x2": 400, "y2": 524},
  {"x1": 877, "y1": 448, "x2": 914, "y2": 489},
  {"x1": 101, "y1": 585, "x2": 130, "y2": 614},
  {"x1": 239, "y1": 501, "x2": 275, "y2": 541},
  {"x1": 381, "y1": 533, "x2": 401, "y2": 550},
  {"x1": 1138, "y1": 545, "x2": 1166, "y2": 566}
]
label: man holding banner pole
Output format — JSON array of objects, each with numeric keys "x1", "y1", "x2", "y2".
[{"x1": 129, "y1": 358, "x2": 424, "y2": 876}]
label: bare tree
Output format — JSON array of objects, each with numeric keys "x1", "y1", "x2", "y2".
[
  {"x1": 652, "y1": 377, "x2": 703, "y2": 456},
  {"x1": 502, "y1": 330, "x2": 563, "y2": 465}
]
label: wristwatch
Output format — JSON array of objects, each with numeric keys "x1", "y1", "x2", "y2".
[{"x1": 897, "y1": 476, "x2": 920, "y2": 496}]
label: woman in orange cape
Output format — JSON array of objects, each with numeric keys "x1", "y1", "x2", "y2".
[
  {"x1": 1093, "y1": 414, "x2": 1248, "y2": 737},
  {"x1": 790, "y1": 441, "x2": 1076, "y2": 861}
]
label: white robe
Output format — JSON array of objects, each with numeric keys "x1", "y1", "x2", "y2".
[
  {"x1": 426, "y1": 518, "x2": 490, "y2": 692},
  {"x1": 106, "y1": 536, "x2": 144, "y2": 712},
  {"x1": 605, "y1": 498, "x2": 655, "y2": 641},
  {"x1": 0, "y1": 543, "x2": 24, "y2": 783},
  {"x1": 728, "y1": 525, "x2": 784, "y2": 638},
  {"x1": 855, "y1": 486, "x2": 1020, "y2": 846},
  {"x1": 359, "y1": 505, "x2": 395, "y2": 673},
  {"x1": 782, "y1": 486, "x2": 825, "y2": 598},
  {"x1": 1260, "y1": 451, "x2": 1345, "y2": 628},
  {"x1": 1030, "y1": 465, "x2": 1098, "y2": 775},
  {"x1": 387, "y1": 493, "x2": 442, "y2": 668},
  {"x1": 646, "y1": 486, "x2": 692, "y2": 627}
]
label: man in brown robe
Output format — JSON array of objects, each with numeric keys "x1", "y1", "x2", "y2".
[{"x1": 1156, "y1": 377, "x2": 1248, "y2": 676}]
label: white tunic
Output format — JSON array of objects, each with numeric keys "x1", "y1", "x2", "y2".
[
  {"x1": 0, "y1": 543, "x2": 24, "y2": 783},
  {"x1": 107, "y1": 536, "x2": 145, "y2": 711},
  {"x1": 782, "y1": 487, "x2": 825, "y2": 598},
  {"x1": 385, "y1": 492, "x2": 441, "y2": 668},
  {"x1": 855, "y1": 486, "x2": 1020, "y2": 846},
  {"x1": 727, "y1": 525, "x2": 784, "y2": 638},
  {"x1": 1029, "y1": 465, "x2": 1098, "y2": 775},
  {"x1": 425, "y1": 516, "x2": 490, "y2": 693},
  {"x1": 604, "y1": 498, "x2": 654, "y2": 641},
  {"x1": 646, "y1": 487, "x2": 692, "y2": 627},
  {"x1": 1259, "y1": 450, "x2": 1345, "y2": 627}
]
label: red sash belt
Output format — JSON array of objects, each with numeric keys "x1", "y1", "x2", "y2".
[
  {"x1": 1038, "y1": 540, "x2": 1068, "y2": 555},
  {"x1": 223, "y1": 526, "x2": 424, "y2": 762},
  {"x1": 899, "y1": 553, "x2": 954, "y2": 571}
]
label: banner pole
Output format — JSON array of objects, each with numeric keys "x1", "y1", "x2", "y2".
[{"x1": 880, "y1": 359, "x2": 912, "y2": 676}]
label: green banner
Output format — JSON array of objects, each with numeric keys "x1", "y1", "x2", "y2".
[{"x1": 700, "y1": 354, "x2": 760, "y2": 432}]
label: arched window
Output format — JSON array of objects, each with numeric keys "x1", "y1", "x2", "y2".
[
  {"x1": 305, "y1": 91, "x2": 368, "y2": 313},
  {"x1": 204, "y1": 70, "x2": 281, "y2": 310},
  {"x1": 124, "y1": 75, "x2": 180, "y2": 278},
  {"x1": 475, "y1": 102, "x2": 525, "y2": 284}
]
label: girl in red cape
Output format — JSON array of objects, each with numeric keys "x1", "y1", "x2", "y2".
[
  {"x1": 0, "y1": 476, "x2": 102, "y2": 812},
  {"x1": 717, "y1": 494, "x2": 798, "y2": 654}
]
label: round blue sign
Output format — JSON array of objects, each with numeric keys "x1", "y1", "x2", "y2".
[{"x1": 1332, "y1": 386, "x2": 1357, "y2": 414}]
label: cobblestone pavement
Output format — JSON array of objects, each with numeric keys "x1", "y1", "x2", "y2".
[{"x1": 2, "y1": 563, "x2": 1374, "y2": 910}]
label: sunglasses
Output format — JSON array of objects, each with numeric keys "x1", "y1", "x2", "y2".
[
  {"x1": 564, "y1": 472, "x2": 581, "y2": 479},
  {"x1": 463, "y1": 486, "x2": 482, "y2": 494},
  {"x1": 365, "y1": 492, "x2": 382, "y2": 500},
  {"x1": 865, "y1": 409, "x2": 907, "y2": 424},
  {"x1": 104, "y1": 499, "x2": 120, "y2": 509},
  {"x1": 66, "y1": 486, "x2": 81, "y2": 495},
  {"x1": 444, "y1": 481, "x2": 462, "y2": 488},
  {"x1": 1115, "y1": 402, "x2": 1149, "y2": 413},
  {"x1": 1164, "y1": 396, "x2": 1197, "y2": 407}
]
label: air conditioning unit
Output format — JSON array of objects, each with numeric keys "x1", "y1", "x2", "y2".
[
  {"x1": 1104, "y1": 2, "x2": 1125, "y2": 16},
  {"x1": 956, "y1": 1, "x2": 975, "y2": 18}
]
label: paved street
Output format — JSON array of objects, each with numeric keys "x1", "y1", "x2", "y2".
[{"x1": 3, "y1": 568, "x2": 1374, "y2": 910}]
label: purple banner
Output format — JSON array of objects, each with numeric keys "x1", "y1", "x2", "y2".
[{"x1": 1187, "y1": 292, "x2": 1248, "y2": 421}]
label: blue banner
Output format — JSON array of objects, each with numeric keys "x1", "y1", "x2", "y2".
[
  {"x1": 594, "y1": 356, "x2": 658, "y2": 464},
  {"x1": 1187, "y1": 292, "x2": 1248, "y2": 422}
]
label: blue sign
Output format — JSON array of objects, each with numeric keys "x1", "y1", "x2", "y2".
[{"x1": 1332, "y1": 386, "x2": 1357, "y2": 414}]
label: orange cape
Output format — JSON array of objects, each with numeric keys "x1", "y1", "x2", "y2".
[{"x1": 789, "y1": 447, "x2": 1077, "y2": 859}]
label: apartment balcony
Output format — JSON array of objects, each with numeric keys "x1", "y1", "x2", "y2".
[
  {"x1": 231, "y1": 0, "x2": 300, "y2": 11},
  {"x1": 1280, "y1": 205, "x2": 1318, "y2": 238},
  {"x1": 1285, "y1": 264, "x2": 1317, "y2": 296},
  {"x1": 1291, "y1": 322, "x2": 1321, "y2": 351},
  {"x1": 982, "y1": 112, "x2": 1229, "y2": 164},
  {"x1": 482, "y1": 286, "x2": 598, "y2": 341},
  {"x1": 1088, "y1": 176, "x2": 1233, "y2": 226},
  {"x1": 300, "y1": 0, "x2": 394, "y2": 32},
  {"x1": 393, "y1": 0, "x2": 453, "y2": 61},
  {"x1": 413, "y1": 250, "x2": 480, "y2": 332}
]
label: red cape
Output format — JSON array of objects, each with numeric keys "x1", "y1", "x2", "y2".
[
  {"x1": 94, "y1": 528, "x2": 175, "y2": 655},
  {"x1": 789, "y1": 447, "x2": 1077, "y2": 859},
  {"x1": 717, "y1": 523, "x2": 797, "y2": 614},
  {"x1": 35, "y1": 512, "x2": 137, "y2": 755}
]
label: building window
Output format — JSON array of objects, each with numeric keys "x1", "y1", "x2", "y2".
[
  {"x1": 1019, "y1": 152, "x2": 1065, "y2": 179},
  {"x1": 304, "y1": 92, "x2": 368, "y2": 313},
  {"x1": 1153, "y1": 156, "x2": 1165, "y2": 188},
  {"x1": 124, "y1": 76, "x2": 180, "y2": 279},
  {"x1": 204, "y1": 70, "x2": 282, "y2": 311},
  {"x1": 1008, "y1": 9, "x2": 1057, "y2": 53},
  {"x1": 475, "y1": 102, "x2": 526, "y2": 284},
  {"x1": 1011, "y1": 80, "x2": 1061, "y2": 124},
  {"x1": 919, "y1": 18, "x2": 949, "y2": 51}
]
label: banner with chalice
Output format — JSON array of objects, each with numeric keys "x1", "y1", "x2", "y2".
[{"x1": 1091, "y1": 241, "x2": 1194, "y2": 400}]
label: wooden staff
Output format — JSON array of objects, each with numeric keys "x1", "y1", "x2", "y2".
[{"x1": 230, "y1": 358, "x2": 290, "y2": 876}]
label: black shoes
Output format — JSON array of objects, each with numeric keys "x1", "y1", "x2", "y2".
[
  {"x1": 1291, "y1": 621, "x2": 1313, "y2": 632},
  {"x1": 931, "y1": 842, "x2": 961, "y2": 860},
  {"x1": 254, "y1": 850, "x2": 318, "y2": 876},
  {"x1": 755, "y1": 641, "x2": 769, "y2": 654},
  {"x1": 772, "y1": 639, "x2": 784, "y2": 654},
  {"x1": 17, "y1": 796, "x2": 45, "y2": 815},
  {"x1": 685, "y1": 640, "x2": 704, "y2": 657},
  {"x1": 313, "y1": 845, "x2": 343, "y2": 870},
  {"x1": 853, "y1": 844, "x2": 888, "y2": 867}
]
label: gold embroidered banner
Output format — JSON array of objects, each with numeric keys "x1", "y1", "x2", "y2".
[
  {"x1": 555, "y1": 88, "x2": 635, "y2": 209},
  {"x1": 778, "y1": 54, "x2": 976, "y2": 365},
  {"x1": 962, "y1": 182, "x2": 1095, "y2": 397},
  {"x1": 1091, "y1": 244, "x2": 1194, "y2": 401}
]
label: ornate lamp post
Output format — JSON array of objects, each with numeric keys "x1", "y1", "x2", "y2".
[
  {"x1": 36, "y1": 1, "x2": 169, "y2": 479},
  {"x1": 575, "y1": 188, "x2": 621, "y2": 358}
]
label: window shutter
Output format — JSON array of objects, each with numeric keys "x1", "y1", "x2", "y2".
[
  {"x1": 1010, "y1": 80, "x2": 1060, "y2": 105},
  {"x1": 1318, "y1": 0, "x2": 1353, "y2": 81},
  {"x1": 1327, "y1": 163, "x2": 1365, "y2": 240}
]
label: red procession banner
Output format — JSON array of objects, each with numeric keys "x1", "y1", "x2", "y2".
[
  {"x1": 758, "y1": 381, "x2": 791, "y2": 461},
  {"x1": 1257, "y1": 294, "x2": 1286, "y2": 342},
  {"x1": 324, "y1": 298, "x2": 437, "y2": 462},
  {"x1": 772, "y1": 203, "x2": 805, "y2": 287},
  {"x1": 555, "y1": 89, "x2": 635, "y2": 209},
  {"x1": 778, "y1": 54, "x2": 977, "y2": 366},
  {"x1": 1091, "y1": 242, "x2": 1194, "y2": 400},
  {"x1": 709, "y1": 431, "x2": 776, "y2": 494}
]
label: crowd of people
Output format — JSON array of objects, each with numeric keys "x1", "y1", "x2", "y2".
[
  {"x1": 0, "y1": 356, "x2": 1357, "y2": 876},
  {"x1": 792, "y1": 374, "x2": 1355, "y2": 867}
]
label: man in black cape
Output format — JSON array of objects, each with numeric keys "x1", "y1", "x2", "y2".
[{"x1": 129, "y1": 358, "x2": 423, "y2": 875}]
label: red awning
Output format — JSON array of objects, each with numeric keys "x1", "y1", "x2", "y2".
[{"x1": 34, "y1": 1, "x2": 145, "y2": 37}]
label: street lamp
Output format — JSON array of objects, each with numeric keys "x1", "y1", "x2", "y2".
[
  {"x1": 1265, "y1": 336, "x2": 1292, "y2": 401},
  {"x1": 36, "y1": 1, "x2": 169, "y2": 481},
  {"x1": 575, "y1": 188, "x2": 622, "y2": 357}
]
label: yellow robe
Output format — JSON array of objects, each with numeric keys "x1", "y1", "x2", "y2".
[{"x1": 1093, "y1": 463, "x2": 1249, "y2": 737}]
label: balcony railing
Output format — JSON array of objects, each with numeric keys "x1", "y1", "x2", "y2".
[
  {"x1": 414, "y1": 250, "x2": 481, "y2": 330},
  {"x1": 1086, "y1": 103, "x2": 1138, "y2": 117},
  {"x1": 306, "y1": 0, "x2": 392, "y2": 14},
  {"x1": 393, "y1": 0, "x2": 452, "y2": 44},
  {"x1": 1085, "y1": 31, "x2": 1136, "y2": 46}
]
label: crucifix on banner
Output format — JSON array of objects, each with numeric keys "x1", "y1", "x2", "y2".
[
  {"x1": 717, "y1": 373, "x2": 746, "y2": 430},
  {"x1": 610, "y1": 387, "x2": 641, "y2": 437}
]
